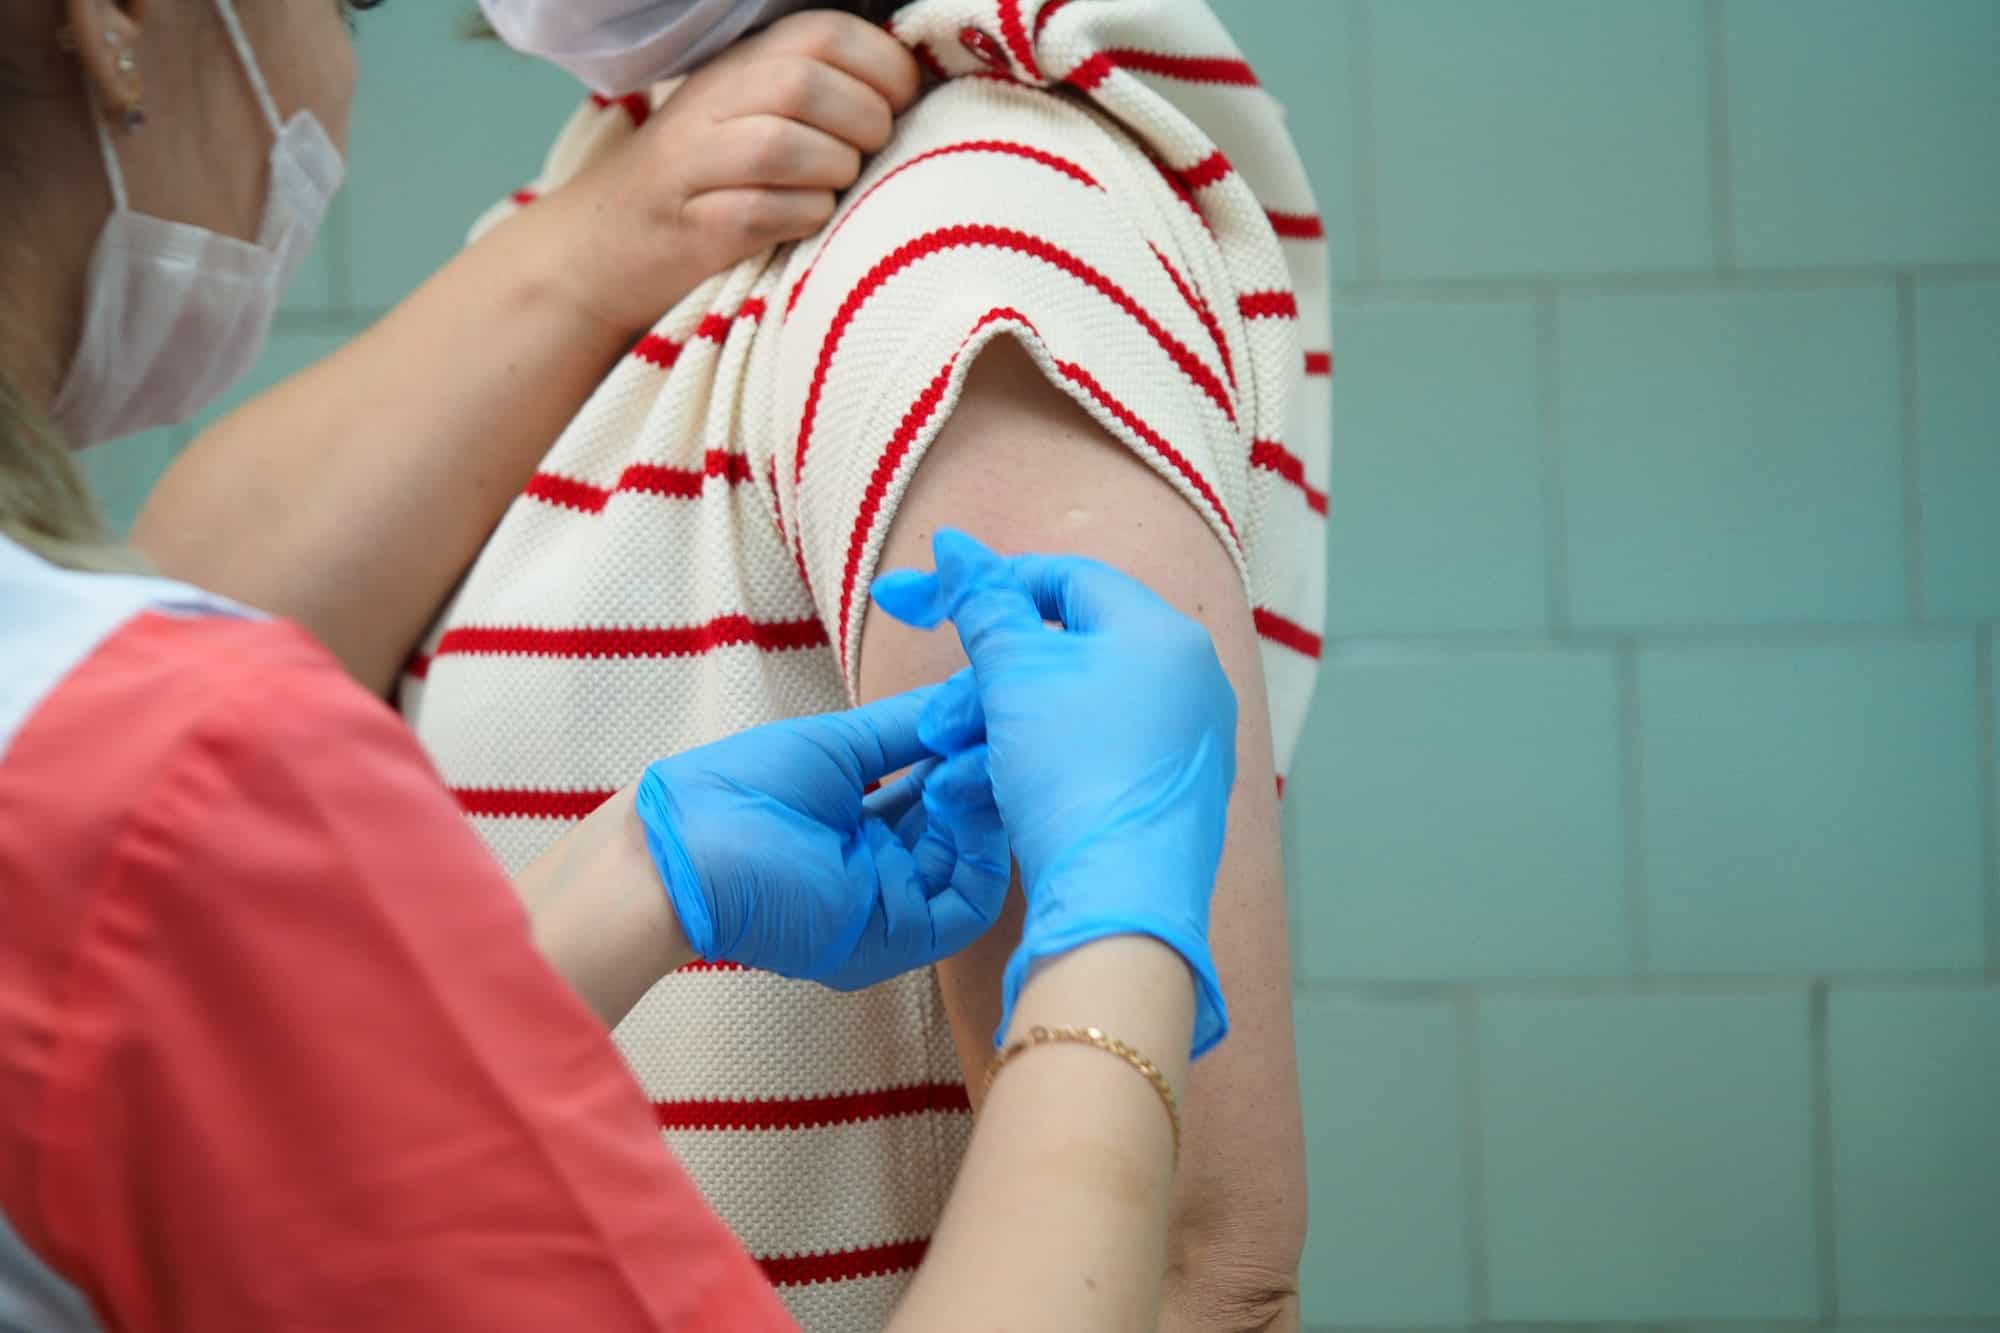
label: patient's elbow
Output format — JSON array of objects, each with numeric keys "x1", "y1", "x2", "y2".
[
  {"x1": 1162, "y1": 1257, "x2": 1302, "y2": 1333},
  {"x1": 1164, "y1": 1190, "x2": 1307, "y2": 1332}
]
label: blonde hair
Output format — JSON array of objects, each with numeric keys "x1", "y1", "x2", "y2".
[
  {"x1": 0, "y1": 25, "x2": 137, "y2": 575},
  {"x1": 0, "y1": 370, "x2": 140, "y2": 573}
]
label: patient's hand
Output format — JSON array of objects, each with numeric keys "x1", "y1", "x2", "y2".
[{"x1": 529, "y1": 11, "x2": 923, "y2": 339}]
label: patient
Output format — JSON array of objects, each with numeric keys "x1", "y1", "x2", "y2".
[{"x1": 405, "y1": 2, "x2": 1331, "y2": 1327}]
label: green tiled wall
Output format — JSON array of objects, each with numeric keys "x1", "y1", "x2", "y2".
[
  {"x1": 1227, "y1": 3, "x2": 1999, "y2": 1326},
  {"x1": 83, "y1": 2, "x2": 1999, "y2": 1327}
]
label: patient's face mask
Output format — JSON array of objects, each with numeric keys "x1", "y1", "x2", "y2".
[
  {"x1": 51, "y1": 0, "x2": 345, "y2": 447},
  {"x1": 479, "y1": 0, "x2": 817, "y2": 96}
]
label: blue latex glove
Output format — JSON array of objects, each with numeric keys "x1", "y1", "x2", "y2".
[
  {"x1": 635, "y1": 687, "x2": 1009, "y2": 990},
  {"x1": 872, "y1": 530, "x2": 1235, "y2": 1057}
]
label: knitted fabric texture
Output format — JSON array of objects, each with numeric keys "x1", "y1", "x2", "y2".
[{"x1": 403, "y1": 2, "x2": 1331, "y2": 1326}]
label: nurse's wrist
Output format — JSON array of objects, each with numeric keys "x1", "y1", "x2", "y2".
[
  {"x1": 515, "y1": 786, "x2": 699, "y2": 1026},
  {"x1": 493, "y1": 178, "x2": 701, "y2": 344}
]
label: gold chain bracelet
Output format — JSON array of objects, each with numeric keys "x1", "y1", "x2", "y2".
[{"x1": 984, "y1": 1025, "x2": 1181, "y2": 1162}]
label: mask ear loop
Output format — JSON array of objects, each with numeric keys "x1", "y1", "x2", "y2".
[
  {"x1": 84, "y1": 85, "x2": 134, "y2": 215},
  {"x1": 209, "y1": 0, "x2": 286, "y2": 136}
]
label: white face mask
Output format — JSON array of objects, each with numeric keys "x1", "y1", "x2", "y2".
[
  {"x1": 479, "y1": 0, "x2": 815, "y2": 96},
  {"x1": 50, "y1": 0, "x2": 345, "y2": 447}
]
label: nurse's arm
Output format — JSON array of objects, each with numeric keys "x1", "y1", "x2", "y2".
[
  {"x1": 132, "y1": 200, "x2": 641, "y2": 697},
  {"x1": 34, "y1": 628, "x2": 790, "y2": 1330},
  {"x1": 132, "y1": 14, "x2": 922, "y2": 700},
  {"x1": 858, "y1": 342, "x2": 1310, "y2": 1332}
]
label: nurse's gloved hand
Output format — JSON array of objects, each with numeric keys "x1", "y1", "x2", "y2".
[
  {"x1": 872, "y1": 530, "x2": 1236, "y2": 1058},
  {"x1": 635, "y1": 689, "x2": 1008, "y2": 990}
]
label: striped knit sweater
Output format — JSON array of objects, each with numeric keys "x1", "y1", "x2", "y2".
[{"x1": 402, "y1": 2, "x2": 1331, "y2": 1327}]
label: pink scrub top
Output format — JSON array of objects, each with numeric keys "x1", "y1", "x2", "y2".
[{"x1": 0, "y1": 537, "x2": 795, "y2": 1331}]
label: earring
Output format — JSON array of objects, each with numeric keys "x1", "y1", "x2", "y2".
[
  {"x1": 53, "y1": 25, "x2": 144, "y2": 128},
  {"x1": 106, "y1": 30, "x2": 145, "y2": 130}
]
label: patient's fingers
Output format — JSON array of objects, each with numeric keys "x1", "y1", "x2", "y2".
[
  {"x1": 681, "y1": 186, "x2": 838, "y2": 252},
  {"x1": 693, "y1": 115, "x2": 864, "y2": 192},
  {"x1": 724, "y1": 56, "x2": 899, "y2": 154},
  {"x1": 742, "y1": 9, "x2": 923, "y2": 113}
]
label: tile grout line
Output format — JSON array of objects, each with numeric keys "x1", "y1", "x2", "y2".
[
  {"x1": 1301, "y1": 1322, "x2": 2000, "y2": 1332},
  {"x1": 1806, "y1": 981, "x2": 1840, "y2": 1324},
  {"x1": 1898, "y1": 275, "x2": 1925, "y2": 621},
  {"x1": 1703, "y1": 0, "x2": 1738, "y2": 271},
  {"x1": 1979, "y1": 625, "x2": 1999, "y2": 976},
  {"x1": 325, "y1": 188, "x2": 354, "y2": 319},
  {"x1": 1324, "y1": 621, "x2": 1984, "y2": 651},
  {"x1": 1328, "y1": 260, "x2": 2000, "y2": 302},
  {"x1": 1293, "y1": 970, "x2": 1998, "y2": 999},
  {"x1": 1536, "y1": 292, "x2": 1571, "y2": 637},
  {"x1": 1346, "y1": 0, "x2": 1382, "y2": 283},
  {"x1": 1617, "y1": 638, "x2": 1651, "y2": 975},
  {"x1": 1453, "y1": 991, "x2": 1492, "y2": 1325}
]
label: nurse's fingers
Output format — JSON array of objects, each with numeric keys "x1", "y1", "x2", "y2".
[
  {"x1": 915, "y1": 670, "x2": 985, "y2": 756},
  {"x1": 932, "y1": 529, "x2": 1178, "y2": 636},
  {"x1": 811, "y1": 684, "x2": 950, "y2": 784},
  {"x1": 862, "y1": 758, "x2": 937, "y2": 829},
  {"x1": 915, "y1": 747, "x2": 1010, "y2": 953}
]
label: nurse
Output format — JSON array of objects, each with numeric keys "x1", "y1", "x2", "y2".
[{"x1": 0, "y1": 2, "x2": 1235, "y2": 1330}]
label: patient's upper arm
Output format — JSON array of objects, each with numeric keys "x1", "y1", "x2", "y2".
[
  {"x1": 855, "y1": 339, "x2": 1311, "y2": 1330},
  {"x1": 856, "y1": 337, "x2": 1287, "y2": 1093},
  {"x1": 759, "y1": 64, "x2": 1318, "y2": 1298}
]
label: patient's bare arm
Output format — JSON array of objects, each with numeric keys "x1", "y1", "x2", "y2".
[{"x1": 858, "y1": 342, "x2": 1308, "y2": 1332}]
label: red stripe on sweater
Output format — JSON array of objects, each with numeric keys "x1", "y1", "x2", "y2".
[
  {"x1": 700, "y1": 298, "x2": 768, "y2": 342},
  {"x1": 1054, "y1": 359, "x2": 1239, "y2": 548},
  {"x1": 404, "y1": 653, "x2": 430, "y2": 680},
  {"x1": 1178, "y1": 149, "x2": 1233, "y2": 191},
  {"x1": 763, "y1": 457, "x2": 787, "y2": 544},
  {"x1": 433, "y1": 617, "x2": 828, "y2": 662},
  {"x1": 1305, "y1": 350, "x2": 1333, "y2": 377},
  {"x1": 1253, "y1": 606, "x2": 1323, "y2": 659},
  {"x1": 675, "y1": 960, "x2": 745, "y2": 973},
  {"x1": 633, "y1": 334, "x2": 682, "y2": 369},
  {"x1": 510, "y1": 187, "x2": 539, "y2": 207},
  {"x1": 997, "y1": 0, "x2": 1040, "y2": 79},
  {"x1": 1266, "y1": 209, "x2": 1325, "y2": 240},
  {"x1": 912, "y1": 40, "x2": 950, "y2": 82},
  {"x1": 1149, "y1": 243, "x2": 1235, "y2": 391},
  {"x1": 523, "y1": 453, "x2": 757, "y2": 513},
  {"x1": 655, "y1": 1081, "x2": 972, "y2": 1132},
  {"x1": 796, "y1": 224, "x2": 1235, "y2": 487},
  {"x1": 1147, "y1": 154, "x2": 1212, "y2": 231},
  {"x1": 1275, "y1": 773, "x2": 1286, "y2": 799},
  {"x1": 1033, "y1": 0, "x2": 1071, "y2": 40},
  {"x1": 785, "y1": 140, "x2": 1103, "y2": 316},
  {"x1": 521, "y1": 471, "x2": 611, "y2": 514},
  {"x1": 1250, "y1": 439, "x2": 1328, "y2": 515},
  {"x1": 1069, "y1": 49, "x2": 1259, "y2": 91},
  {"x1": 631, "y1": 299, "x2": 765, "y2": 369},
  {"x1": 758, "y1": 1239, "x2": 928, "y2": 1288},
  {"x1": 589, "y1": 92, "x2": 651, "y2": 127},
  {"x1": 1065, "y1": 52, "x2": 1114, "y2": 90},
  {"x1": 453, "y1": 787, "x2": 616, "y2": 820},
  {"x1": 1239, "y1": 290, "x2": 1300, "y2": 320},
  {"x1": 836, "y1": 308, "x2": 1036, "y2": 672},
  {"x1": 623, "y1": 453, "x2": 757, "y2": 498}
]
